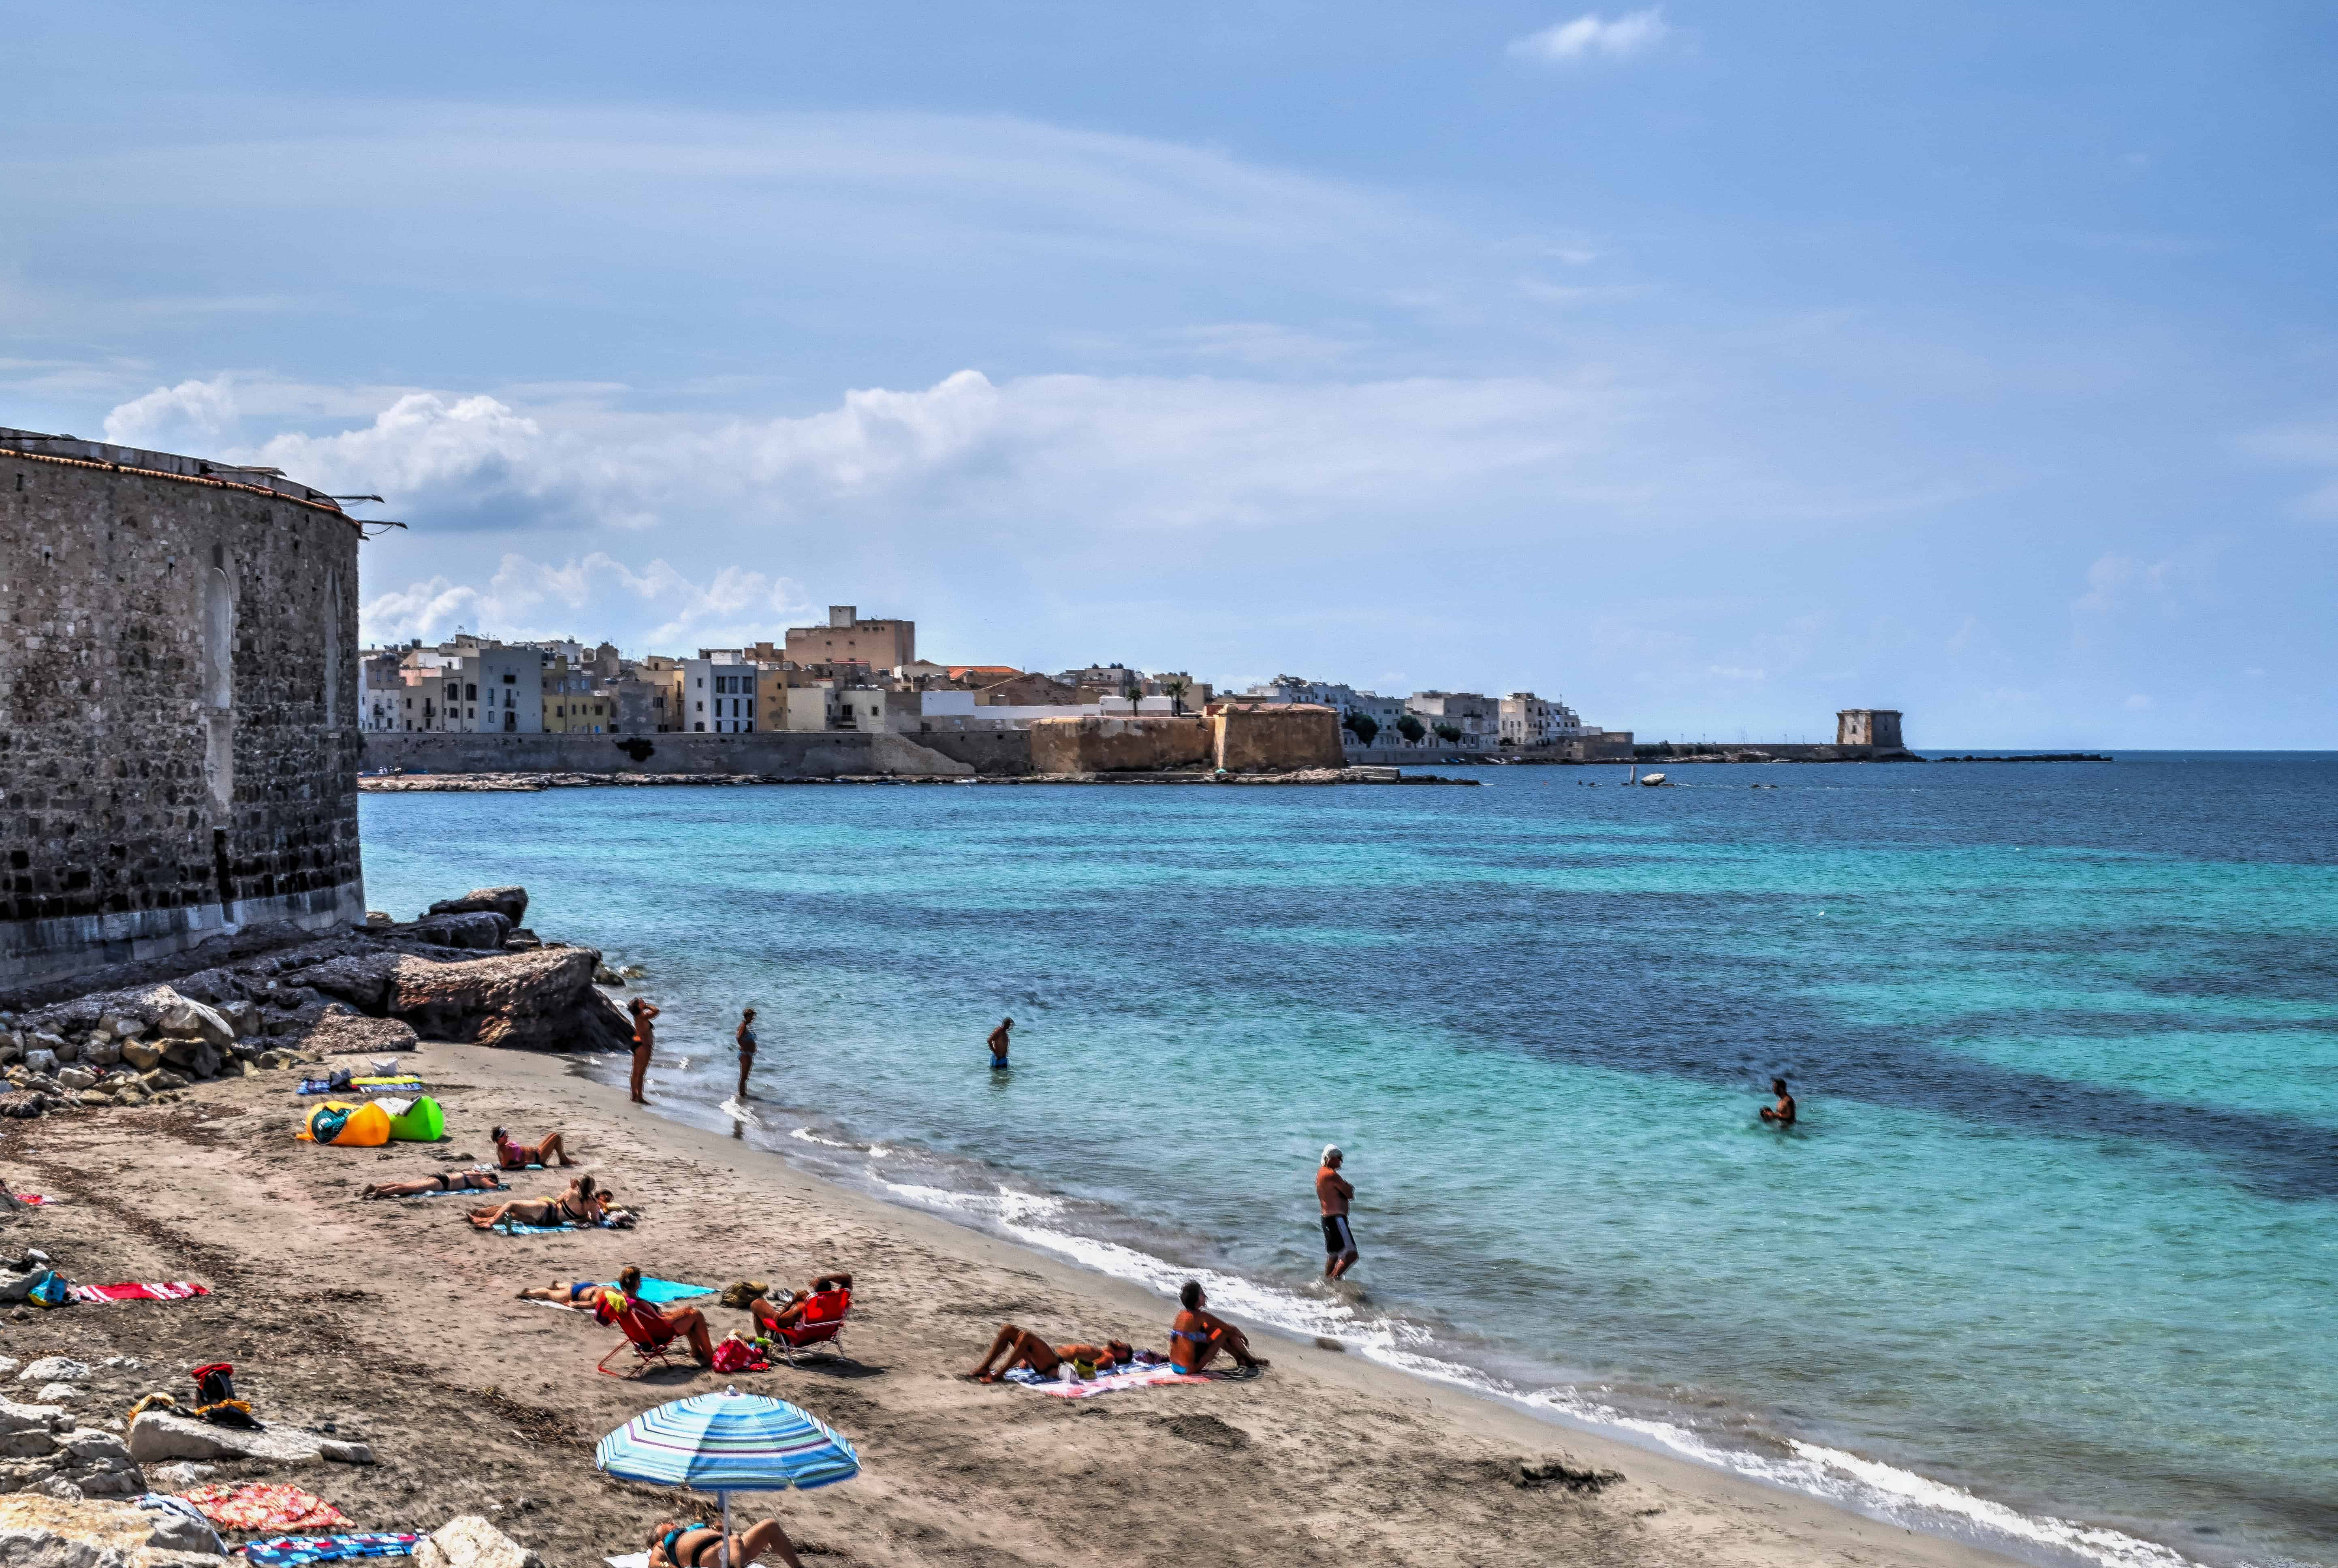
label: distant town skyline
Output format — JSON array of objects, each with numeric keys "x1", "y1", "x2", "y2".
[{"x1": 6, "y1": 2, "x2": 2334, "y2": 747}]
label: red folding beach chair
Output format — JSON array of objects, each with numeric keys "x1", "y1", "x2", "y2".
[
  {"x1": 596, "y1": 1300, "x2": 689, "y2": 1378},
  {"x1": 767, "y1": 1287, "x2": 851, "y2": 1366}
]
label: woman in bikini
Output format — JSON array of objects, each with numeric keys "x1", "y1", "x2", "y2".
[
  {"x1": 629, "y1": 997, "x2": 660, "y2": 1104},
  {"x1": 646, "y1": 1517, "x2": 804, "y2": 1568},
  {"x1": 466, "y1": 1174, "x2": 609, "y2": 1231},
  {"x1": 605, "y1": 1266, "x2": 721, "y2": 1367},
  {"x1": 361, "y1": 1169, "x2": 505, "y2": 1199},
  {"x1": 491, "y1": 1126, "x2": 574, "y2": 1169},
  {"x1": 1168, "y1": 1281, "x2": 1266, "y2": 1375}
]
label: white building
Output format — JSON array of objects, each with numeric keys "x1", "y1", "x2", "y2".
[
  {"x1": 680, "y1": 654, "x2": 759, "y2": 733},
  {"x1": 1498, "y1": 692, "x2": 1593, "y2": 748},
  {"x1": 1243, "y1": 675, "x2": 1409, "y2": 746},
  {"x1": 1405, "y1": 691, "x2": 1497, "y2": 750}
]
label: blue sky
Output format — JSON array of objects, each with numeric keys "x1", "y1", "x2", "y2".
[{"x1": 4, "y1": 2, "x2": 2334, "y2": 745}]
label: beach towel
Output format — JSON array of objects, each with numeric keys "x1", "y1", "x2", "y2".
[
  {"x1": 241, "y1": 1534, "x2": 419, "y2": 1566},
  {"x1": 11, "y1": 1194, "x2": 51, "y2": 1205},
  {"x1": 1005, "y1": 1364, "x2": 1209, "y2": 1398},
  {"x1": 68, "y1": 1281, "x2": 210, "y2": 1304},
  {"x1": 490, "y1": 1220, "x2": 574, "y2": 1235},
  {"x1": 179, "y1": 1483, "x2": 350, "y2": 1534},
  {"x1": 605, "y1": 1554, "x2": 651, "y2": 1568},
  {"x1": 627, "y1": 1277, "x2": 713, "y2": 1304}
]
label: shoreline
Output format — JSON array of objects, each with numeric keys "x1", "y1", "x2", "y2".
[{"x1": 358, "y1": 768, "x2": 1478, "y2": 790}]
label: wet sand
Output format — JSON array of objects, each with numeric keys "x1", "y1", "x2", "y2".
[{"x1": 3, "y1": 1040, "x2": 2020, "y2": 1568}]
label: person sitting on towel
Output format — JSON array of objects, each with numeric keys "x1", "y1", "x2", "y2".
[
  {"x1": 741, "y1": 1272, "x2": 853, "y2": 1337},
  {"x1": 361, "y1": 1169, "x2": 504, "y2": 1199},
  {"x1": 648, "y1": 1517, "x2": 805, "y2": 1568},
  {"x1": 491, "y1": 1125, "x2": 574, "y2": 1169},
  {"x1": 966, "y1": 1324, "x2": 1135, "y2": 1382},
  {"x1": 467, "y1": 1173, "x2": 609, "y2": 1231},
  {"x1": 1168, "y1": 1281, "x2": 1267, "y2": 1375}
]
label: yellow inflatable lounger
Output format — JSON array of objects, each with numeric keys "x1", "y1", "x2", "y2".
[{"x1": 300, "y1": 1100, "x2": 392, "y2": 1146}]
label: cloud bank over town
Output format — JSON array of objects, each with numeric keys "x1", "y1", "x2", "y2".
[{"x1": 5, "y1": 2, "x2": 2334, "y2": 744}]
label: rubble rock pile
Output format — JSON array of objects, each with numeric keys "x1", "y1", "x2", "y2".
[
  {"x1": 0, "y1": 1354, "x2": 148, "y2": 1502},
  {"x1": 0, "y1": 888, "x2": 628, "y2": 1119}
]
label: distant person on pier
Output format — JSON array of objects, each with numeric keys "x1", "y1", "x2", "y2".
[
  {"x1": 629, "y1": 996, "x2": 660, "y2": 1103},
  {"x1": 1759, "y1": 1077, "x2": 1797, "y2": 1127},
  {"x1": 1317, "y1": 1145, "x2": 1358, "y2": 1280},
  {"x1": 735, "y1": 1007, "x2": 759, "y2": 1101},
  {"x1": 987, "y1": 1017, "x2": 1013, "y2": 1071}
]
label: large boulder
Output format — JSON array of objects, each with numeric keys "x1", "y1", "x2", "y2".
[
  {"x1": 153, "y1": 998, "x2": 234, "y2": 1051},
  {"x1": 426, "y1": 887, "x2": 530, "y2": 925},
  {"x1": 0, "y1": 1492, "x2": 227, "y2": 1566},
  {"x1": 295, "y1": 1012, "x2": 418, "y2": 1055},
  {"x1": 273, "y1": 951, "x2": 406, "y2": 1013},
  {"x1": 387, "y1": 947, "x2": 621, "y2": 1051},
  {"x1": 125, "y1": 1411, "x2": 367, "y2": 1468},
  {"x1": 156, "y1": 1040, "x2": 221, "y2": 1081},
  {"x1": 404, "y1": 913, "x2": 512, "y2": 951},
  {"x1": 410, "y1": 1516, "x2": 543, "y2": 1568}
]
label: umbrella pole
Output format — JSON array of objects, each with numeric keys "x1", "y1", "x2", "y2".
[{"x1": 719, "y1": 1490, "x2": 732, "y2": 1568}]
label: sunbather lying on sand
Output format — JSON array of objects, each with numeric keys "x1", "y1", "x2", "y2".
[
  {"x1": 491, "y1": 1126, "x2": 574, "y2": 1169},
  {"x1": 1169, "y1": 1281, "x2": 1267, "y2": 1375},
  {"x1": 515, "y1": 1279, "x2": 608, "y2": 1305},
  {"x1": 362, "y1": 1170, "x2": 504, "y2": 1199},
  {"x1": 740, "y1": 1272, "x2": 853, "y2": 1336},
  {"x1": 967, "y1": 1323, "x2": 1136, "y2": 1382},
  {"x1": 467, "y1": 1174, "x2": 627, "y2": 1230},
  {"x1": 648, "y1": 1517, "x2": 803, "y2": 1568}
]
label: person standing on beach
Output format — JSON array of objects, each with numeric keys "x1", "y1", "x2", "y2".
[
  {"x1": 628, "y1": 997, "x2": 659, "y2": 1104},
  {"x1": 986, "y1": 1017, "x2": 1013, "y2": 1071},
  {"x1": 1759, "y1": 1077, "x2": 1797, "y2": 1126},
  {"x1": 735, "y1": 1007, "x2": 758, "y2": 1101},
  {"x1": 1317, "y1": 1145, "x2": 1358, "y2": 1280}
]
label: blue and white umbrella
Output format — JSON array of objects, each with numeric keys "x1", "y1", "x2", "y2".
[{"x1": 597, "y1": 1386, "x2": 860, "y2": 1566}]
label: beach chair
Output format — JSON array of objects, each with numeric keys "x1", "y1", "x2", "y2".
[
  {"x1": 596, "y1": 1302, "x2": 689, "y2": 1378},
  {"x1": 766, "y1": 1287, "x2": 851, "y2": 1365}
]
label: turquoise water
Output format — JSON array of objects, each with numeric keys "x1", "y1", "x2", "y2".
[{"x1": 361, "y1": 756, "x2": 2338, "y2": 1568}]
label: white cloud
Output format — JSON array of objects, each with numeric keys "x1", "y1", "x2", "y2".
[
  {"x1": 1508, "y1": 10, "x2": 1671, "y2": 64},
  {"x1": 2123, "y1": 693, "x2": 2152, "y2": 710},
  {"x1": 360, "y1": 551, "x2": 809, "y2": 650}
]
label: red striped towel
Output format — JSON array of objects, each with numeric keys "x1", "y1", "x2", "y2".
[
  {"x1": 11, "y1": 1195, "x2": 51, "y2": 1205},
  {"x1": 68, "y1": 1282, "x2": 211, "y2": 1304}
]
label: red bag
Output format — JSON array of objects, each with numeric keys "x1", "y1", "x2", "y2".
[{"x1": 711, "y1": 1338, "x2": 768, "y2": 1373}]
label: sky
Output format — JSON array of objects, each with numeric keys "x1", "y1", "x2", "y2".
[{"x1": 3, "y1": 2, "x2": 2334, "y2": 746}]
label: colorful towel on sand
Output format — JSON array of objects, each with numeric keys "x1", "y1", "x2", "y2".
[
  {"x1": 68, "y1": 1281, "x2": 210, "y2": 1304},
  {"x1": 491, "y1": 1220, "x2": 574, "y2": 1235},
  {"x1": 11, "y1": 1194, "x2": 51, "y2": 1205},
  {"x1": 180, "y1": 1484, "x2": 350, "y2": 1534},
  {"x1": 241, "y1": 1534, "x2": 419, "y2": 1566},
  {"x1": 1003, "y1": 1363, "x2": 1208, "y2": 1397},
  {"x1": 625, "y1": 1277, "x2": 712, "y2": 1304}
]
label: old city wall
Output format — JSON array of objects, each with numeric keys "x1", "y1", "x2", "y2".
[
  {"x1": 361, "y1": 728, "x2": 1031, "y2": 778},
  {"x1": 0, "y1": 441, "x2": 364, "y2": 990},
  {"x1": 1026, "y1": 715, "x2": 1211, "y2": 774},
  {"x1": 1212, "y1": 704, "x2": 1346, "y2": 773}
]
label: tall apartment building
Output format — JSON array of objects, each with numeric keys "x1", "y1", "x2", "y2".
[
  {"x1": 1405, "y1": 691, "x2": 1497, "y2": 750},
  {"x1": 783, "y1": 605, "x2": 914, "y2": 671},
  {"x1": 1497, "y1": 692, "x2": 1592, "y2": 748}
]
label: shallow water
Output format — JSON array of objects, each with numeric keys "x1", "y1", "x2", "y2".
[{"x1": 362, "y1": 755, "x2": 2338, "y2": 1568}]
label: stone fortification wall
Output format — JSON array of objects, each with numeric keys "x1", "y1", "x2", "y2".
[
  {"x1": 1027, "y1": 715, "x2": 1211, "y2": 774},
  {"x1": 362, "y1": 727, "x2": 1030, "y2": 778},
  {"x1": 1211, "y1": 703, "x2": 1345, "y2": 773},
  {"x1": 1, "y1": 434, "x2": 364, "y2": 990}
]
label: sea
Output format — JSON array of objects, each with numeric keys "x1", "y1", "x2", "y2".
[{"x1": 360, "y1": 754, "x2": 2338, "y2": 1568}]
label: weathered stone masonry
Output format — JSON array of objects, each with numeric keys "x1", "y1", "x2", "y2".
[{"x1": 0, "y1": 429, "x2": 365, "y2": 989}]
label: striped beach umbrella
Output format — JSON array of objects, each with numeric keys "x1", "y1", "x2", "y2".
[{"x1": 596, "y1": 1386, "x2": 860, "y2": 1565}]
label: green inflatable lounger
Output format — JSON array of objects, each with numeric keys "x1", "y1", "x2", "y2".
[{"x1": 379, "y1": 1095, "x2": 446, "y2": 1142}]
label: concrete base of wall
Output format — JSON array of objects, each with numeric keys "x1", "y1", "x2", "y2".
[
  {"x1": 0, "y1": 878, "x2": 367, "y2": 993},
  {"x1": 362, "y1": 729, "x2": 1032, "y2": 779}
]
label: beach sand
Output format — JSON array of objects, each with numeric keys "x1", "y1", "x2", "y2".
[{"x1": 2, "y1": 1041, "x2": 2019, "y2": 1568}]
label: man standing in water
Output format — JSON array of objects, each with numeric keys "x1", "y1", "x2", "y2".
[
  {"x1": 986, "y1": 1017, "x2": 1013, "y2": 1071},
  {"x1": 735, "y1": 1007, "x2": 758, "y2": 1102},
  {"x1": 1759, "y1": 1077, "x2": 1797, "y2": 1126},
  {"x1": 1317, "y1": 1145, "x2": 1358, "y2": 1280}
]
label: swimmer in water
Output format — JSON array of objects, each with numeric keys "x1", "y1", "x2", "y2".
[
  {"x1": 987, "y1": 1017, "x2": 1013, "y2": 1070},
  {"x1": 1759, "y1": 1077, "x2": 1797, "y2": 1126}
]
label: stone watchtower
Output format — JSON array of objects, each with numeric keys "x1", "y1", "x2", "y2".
[
  {"x1": 1836, "y1": 709, "x2": 1905, "y2": 749},
  {"x1": 1, "y1": 428, "x2": 369, "y2": 991}
]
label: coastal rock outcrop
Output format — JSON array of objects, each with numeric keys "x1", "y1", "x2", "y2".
[
  {"x1": 427, "y1": 887, "x2": 530, "y2": 925},
  {"x1": 0, "y1": 1493, "x2": 224, "y2": 1566},
  {"x1": 403, "y1": 912, "x2": 513, "y2": 951},
  {"x1": 387, "y1": 946, "x2": 630, "y2": 1052},
  {"x1": 295, "y1": 1012, "x2": 419, "y2": 1056},
  {"x1": 126, "y1": 1410, "x2": 369, "y2": 1468}
]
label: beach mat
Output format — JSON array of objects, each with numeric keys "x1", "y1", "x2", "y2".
[
  {"x1": 241, "y1": 1534, "x2": 420, "y2": 1566},
  {"x1": 629, "y1": 1277, "x2": 712, "y2": 1304},
  {"x1": 179, "y1": 1483, "x2": 350, "y2": 1533},
  {"x1": 1004, "y1": 1364, "x2": 1208, "y2": 1398},
  {"x1": 69, "y1": 1281, "x2": 210, "y2": 1305}
]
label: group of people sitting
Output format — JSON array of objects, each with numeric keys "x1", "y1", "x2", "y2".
[
  {"x1": 515, "y1": 1267, "x2": 855, "y2": 1371},
  {"x1": 965, "y1": 1280, "x2": 1267, "y2": 1382}
]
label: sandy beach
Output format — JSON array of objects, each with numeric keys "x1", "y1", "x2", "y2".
[{"x1": 2, "y1": 1038, "x2": 2022, "y2": 1568}]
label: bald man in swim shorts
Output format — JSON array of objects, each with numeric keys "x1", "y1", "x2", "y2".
[{"x1": 1317, "y1": 1145, "x2": 1358, "y2": 1280}]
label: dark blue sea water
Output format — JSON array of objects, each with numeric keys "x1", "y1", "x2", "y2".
[{"x1": 361, "y1": 754, "x2": 2338, "y2": 1568}]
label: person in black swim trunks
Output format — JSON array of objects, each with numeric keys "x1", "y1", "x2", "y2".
[
  {"x1": 361, "y1": 1169, "x2": 504, "y2": 1199},
  {"x1": 647, "y1": 1517, "x2": 805, "y2": 1568},
  {"x1": 1316, "y1": 1145, "x2": 1358, "y2": 1280}
]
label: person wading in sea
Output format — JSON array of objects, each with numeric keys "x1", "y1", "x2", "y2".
[
  {"x1": 986, "y1": 1017, "x2": 1013, "y2": 1071},
  {"x1": 628, "y1": 996, "x2": 660, "y2": 1104},
  {"x1": 1759, "y1": 1077, "x2": 1797, "y2": 1127},
  {"x1": 1317, "y1": 1145, "x2": 1358, "y2": 1280},
  {"x1": 735, "y1": 1007, "x2": 758, "y2": 1101}
]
